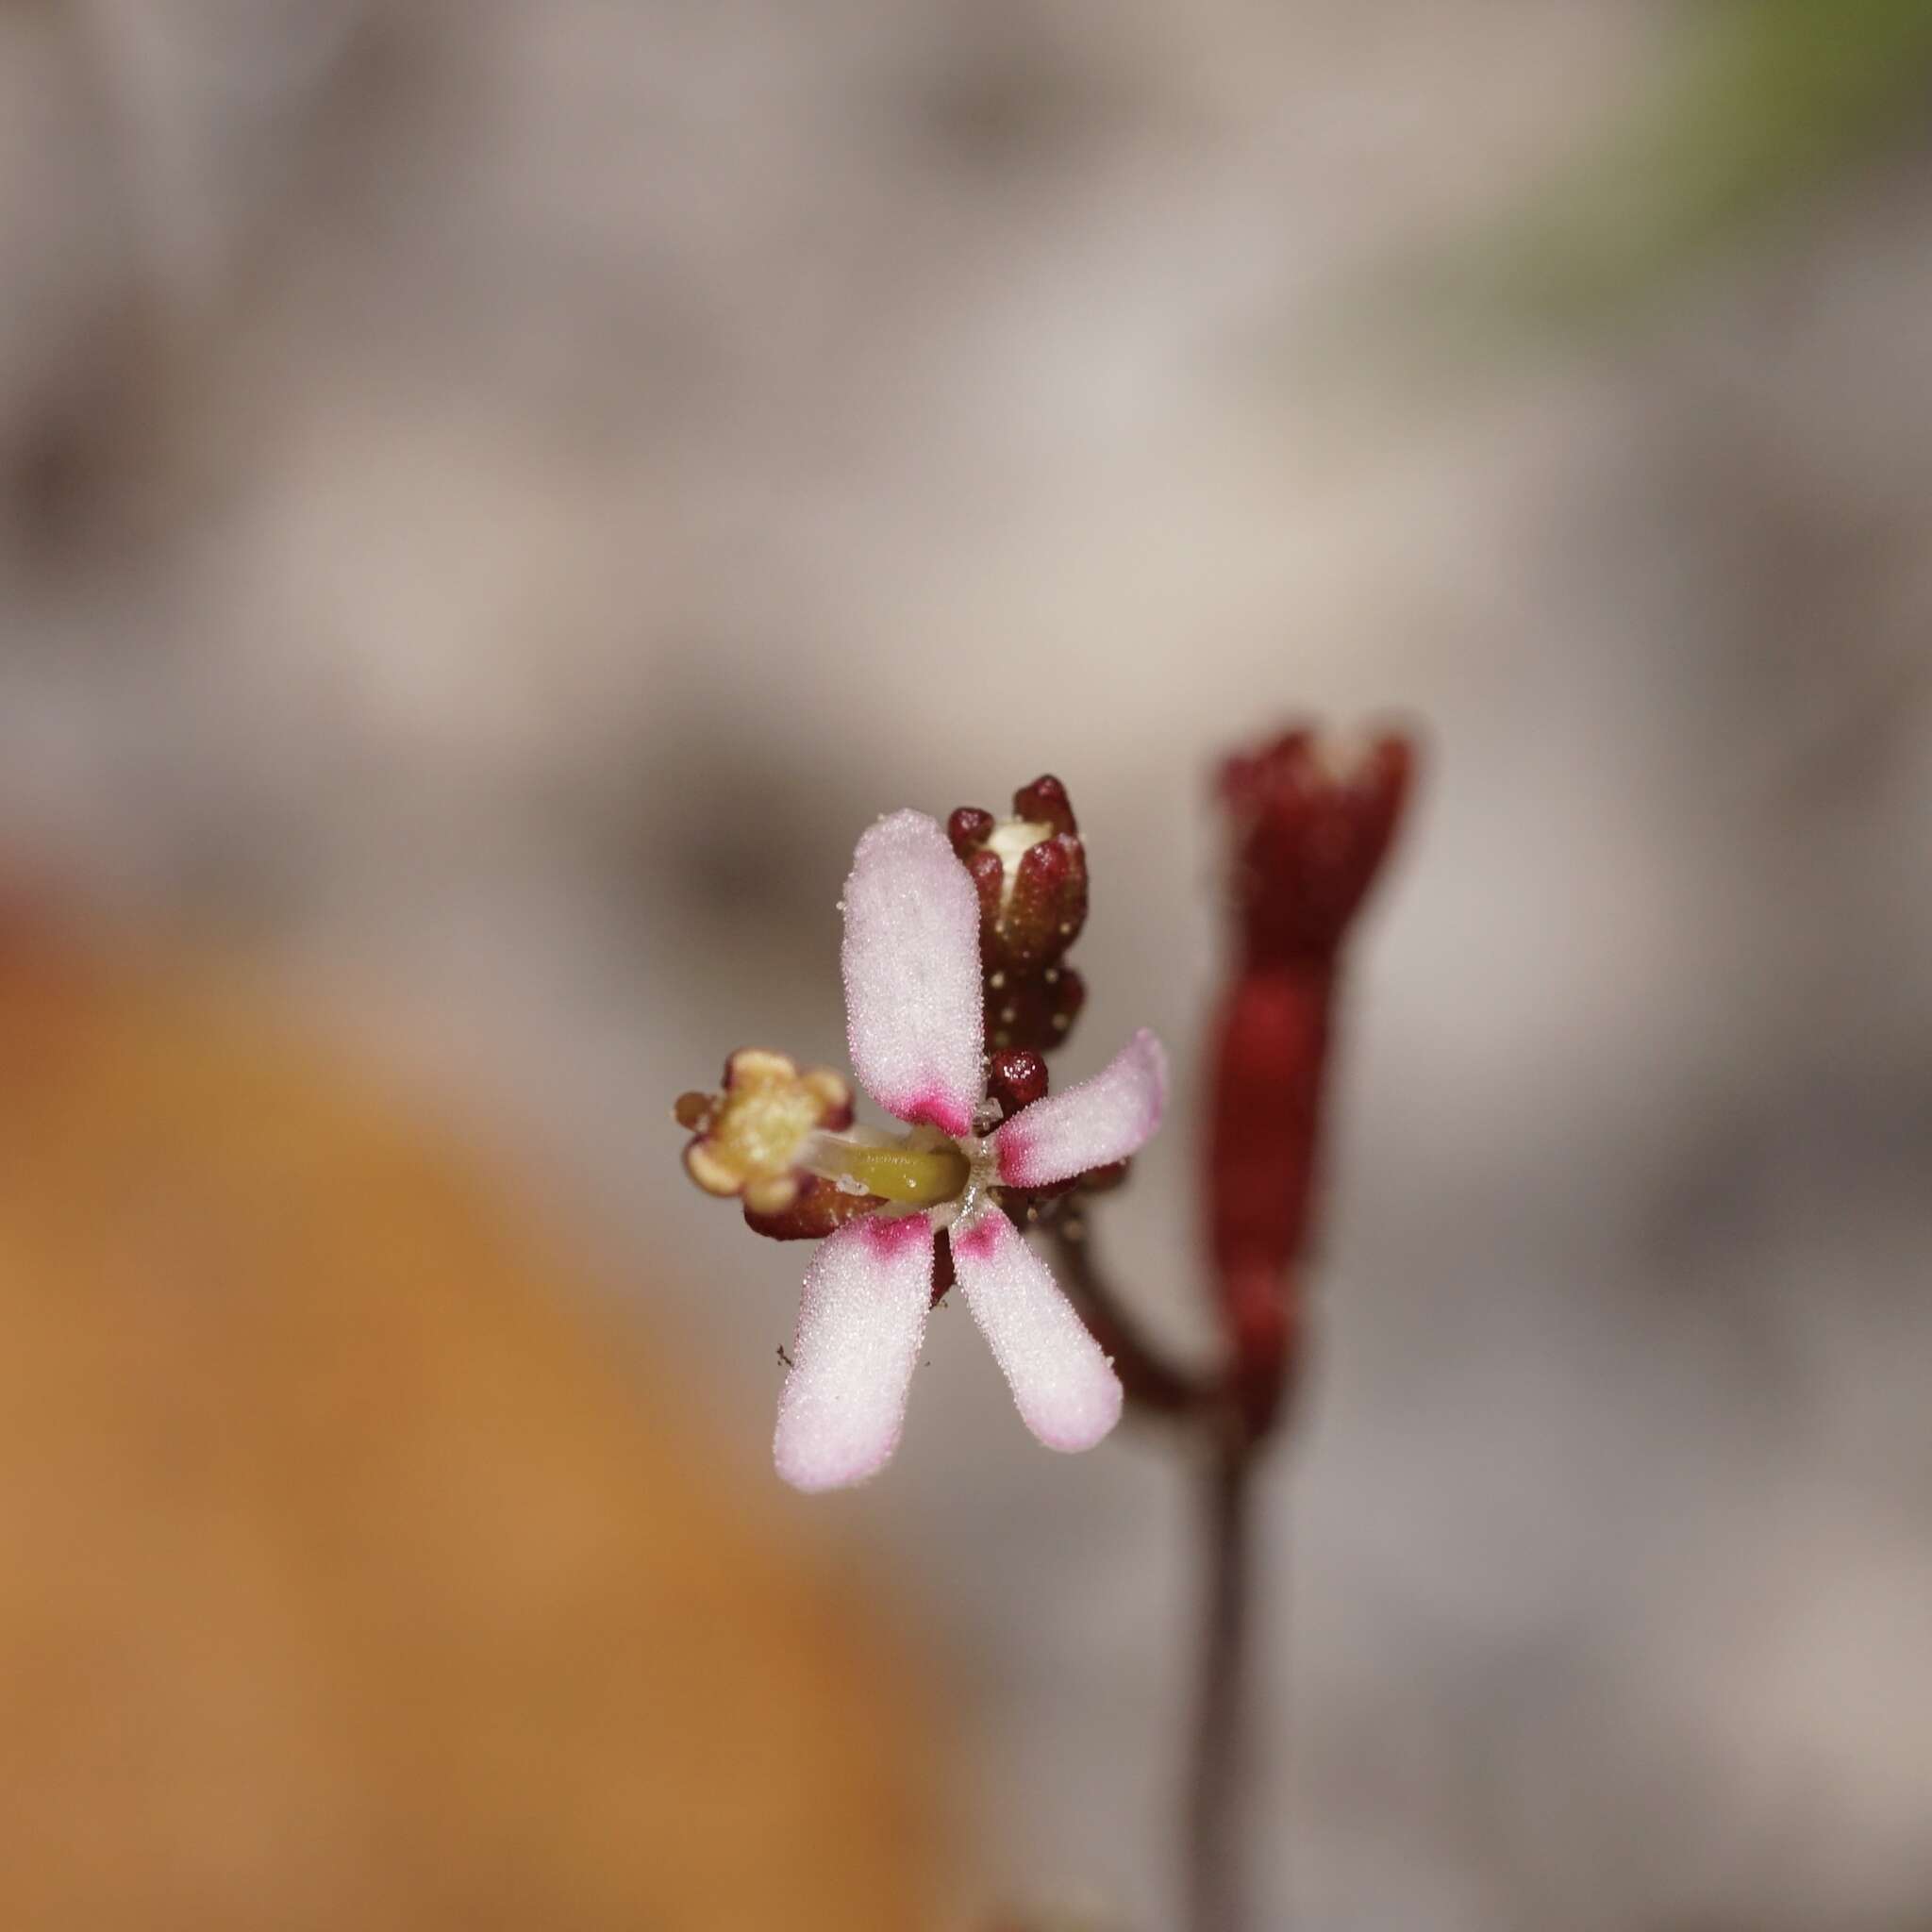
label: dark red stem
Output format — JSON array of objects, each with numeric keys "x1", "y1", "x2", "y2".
[
  {"x1": 1046, "y1": 1213, "x2": 1209, "y2": 1418},
  {"x1": 1188, "y1": 1440, "x2": 1256, "y2": 1932}
]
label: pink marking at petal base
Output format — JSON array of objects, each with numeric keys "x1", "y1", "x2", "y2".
[
  {"x1": 841, "y1": 809, "x2": 985, "y2": 1135},
  {"x1": 900, "y1": 1086, "x2": 967, "y2": 1138},
  {"x1": 993, "y1": 1028, "x2": 1168, "y2": 1190},
  {"x1": 951, "y1": 1207, "x2": 1122, "y2": 1454},
  {"x1": 774, "y1": 1212, "x2": 935, "y2": 1492}
]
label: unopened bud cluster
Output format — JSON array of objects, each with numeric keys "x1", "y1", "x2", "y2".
[{"x1": 947, "y1": 774, "x2": 1088, "y2": 1054}]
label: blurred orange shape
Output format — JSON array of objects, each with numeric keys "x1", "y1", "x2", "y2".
[{"x1": 0, "y1": 902, "x2": 934, "y2": 1930}]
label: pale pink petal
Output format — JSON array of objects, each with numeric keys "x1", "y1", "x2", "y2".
[
  {"x1": 993, "y1": 1028, "x2": 1168, "y2": 1190},
  {"x1": 774, "y1": 1212, "x2": 935, "y2": 1492},
  {"x1": 841, "y1": 808, "x2": 986, "y2": 1135},
  {"x1": 951, "y1": 1206, "x2": 1122, "y2": 1454}
]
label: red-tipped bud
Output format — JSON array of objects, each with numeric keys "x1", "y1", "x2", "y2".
[
  {"x1": 1010, "y1": 773, "x2": 1077, "y2": 837},
  {"x1": 946, "y1": 775, "x2": 1096, "y2": 1056},
  {"x1": 962, "y1": 846, "x2": 1006, "y2": 931},
  {"x1": 945, "y1": 782, "x2": 1090, "y2": 977},
  {"x1": 1000, "y1": 834, "x2": 1088, "y2": 971},
  {"x1": 947, "y1": 807, "x2": 996, "y2": 858}
]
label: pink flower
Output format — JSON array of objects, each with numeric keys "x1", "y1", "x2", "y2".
[{"x1": 679, "y1": 808, "x2": 1167, "y2": 1491}]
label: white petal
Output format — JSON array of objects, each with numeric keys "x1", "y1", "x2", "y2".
[
  {"x1": 774, "y1": 1212, "x2": 935, "y2": 1492},
  {"x1": 841, "y1": 809, "x2": 985, "y2": 1136},
  {"x1": 951, "y1": 1207, "x2": 1122, "y2": 1454},
  {"x1": 993, "y1": 1028, "x2": 1168, "y2": 1190}
]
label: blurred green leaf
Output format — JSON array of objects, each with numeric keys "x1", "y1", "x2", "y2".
[{"x1": 1507, "y1": 0, "x2": 1932, "y2": 320}]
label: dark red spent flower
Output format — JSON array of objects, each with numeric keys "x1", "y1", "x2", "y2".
[
  {"x1": 1221, "y1": 729, "x2": 1414, "y2": 969},
  {"x1": 1205, "y1": 724, "x2": 1418, "y2": 1440}
]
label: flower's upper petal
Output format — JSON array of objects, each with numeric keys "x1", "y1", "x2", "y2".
[
  {"x1": 951, "y1": 1205, "x2": 1122, "y2": 1454},
  {"x1": 841, "y1": 809, "x2": 985, "y2": 1136},
  {"x1": 774, "y1": 1211, "x2": 935, "y2": 1491},
  {"x1": 992, "y1": 1028, "x2": 1167, "y2": 1190}
]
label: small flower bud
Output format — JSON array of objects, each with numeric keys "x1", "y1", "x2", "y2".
[
  {"x1": 1002, "y1": 834, "x2": 1087, "y2": 971},
  {"x1": 947, "y1": 774, "x2": 1090, "y2": 976},
  {"x1": 1010, "y1": 773, "x2": 1077, "y2": 836},
  {"x1": 946, "y1": 806, "x2": 996, "y2": 858},
  {"x1": 948, "y1": 775, "x2": 1094, "y2": 1057},
  {"x1": 985, "y1": 1047, "x2": 1049, "y2": 1118}
]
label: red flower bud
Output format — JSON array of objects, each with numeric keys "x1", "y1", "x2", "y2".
[
  {"x1": 946, "y1": 807, "x2": 996, "y2": 858},
  {"x1": 946, "y1": 774, "x2": 1092, "y2": 1055},
  {"x1": 1002, "y1": 835, "x2": 1087, "y2": 972},
  {"x1": 1011, "y1": 773, "x2": 1078, "y2": 837},
  {"x1": 985, "y1": 1047, "x2": 1050, "y2": 1119}
]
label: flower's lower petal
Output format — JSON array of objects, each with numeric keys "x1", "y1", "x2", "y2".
[
  {"x1": 993, "y1": 1028, "x2": 1168, "y2": 1190},
  {"x1": 841, "y1": 809, "x2": 985, "y2": 1137},
  {"x1": 774, "y1": 1212, "x2": 935, "y2": 1491},
  {"x1": 951, "y1": 1206, "x2": 1122, "y2": 1453}
]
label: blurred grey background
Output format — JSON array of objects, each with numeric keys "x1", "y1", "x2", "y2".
[{"x1": 3, "y1": 1, "x2": 1930, "y2": 1925}]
